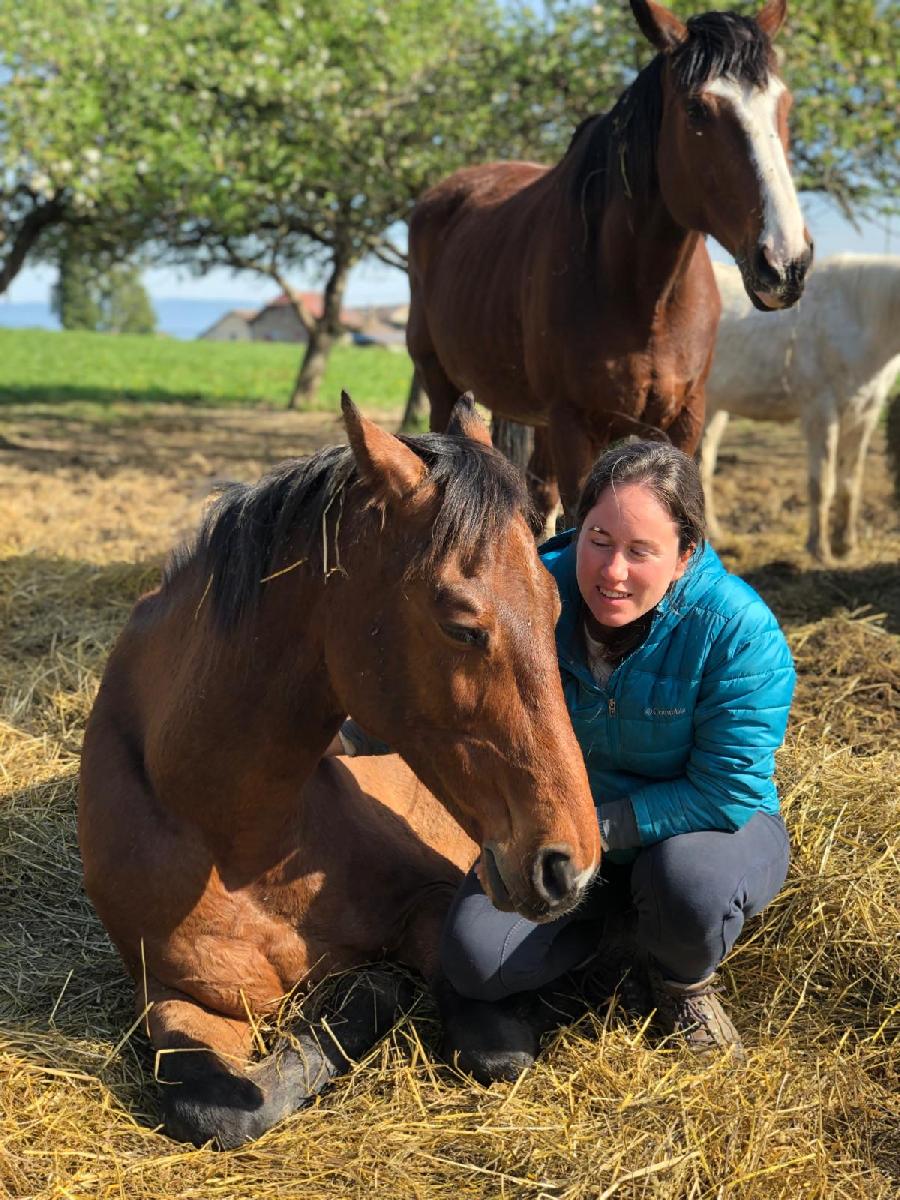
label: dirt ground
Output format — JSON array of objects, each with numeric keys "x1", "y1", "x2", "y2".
[{"x1": 1, "y1": 405, "x2": 898, "y2": 1199}]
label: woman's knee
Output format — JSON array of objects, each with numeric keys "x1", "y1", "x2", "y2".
[
  {"x1": 440, "y1": 926, "x2": 513, "y2": 1002},
  {"x1": 631, "y1": 815, "x2": 790, "y2": 948},
  {"x1": 633, "y1": 836, "x2": 740, "y2": 945}
]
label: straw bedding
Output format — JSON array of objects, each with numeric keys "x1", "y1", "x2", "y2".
[{"x1": 1, "y1": 408, "x2": 897, "y2": 1199}]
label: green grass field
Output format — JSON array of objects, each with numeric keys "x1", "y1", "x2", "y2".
[{"x1": 0, "y1": 327, "x2": 413, "y2": 419}]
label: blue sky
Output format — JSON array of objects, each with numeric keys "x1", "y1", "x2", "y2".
[{"x1": 4, "y1": 194, "x2": 895, "y2": 309}]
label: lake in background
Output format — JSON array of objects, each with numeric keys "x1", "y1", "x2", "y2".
[{"x1": 0, "y1": 297, "x2": 255, "y2": 341}]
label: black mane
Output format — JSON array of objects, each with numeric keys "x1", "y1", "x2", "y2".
[
  {"x1": 164, "y1": 433, "x2": 530, "y2": 629},
  {"x1": 567, "y1": 10, "x2": 775, "y2": 212}
]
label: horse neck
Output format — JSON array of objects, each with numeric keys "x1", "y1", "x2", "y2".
[
  {"x1": 550, "y1": 82, "x2": 703, "y2": 329},
  {"x1": 155, "y1": 557, "x2": 344, "y2": 862},
  {"x1": 592, "y1": 186, "x2": 703, "y2": 328}
]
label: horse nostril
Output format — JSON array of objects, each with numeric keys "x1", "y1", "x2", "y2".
[
  {"x1": 755, "y1": 244, "x2": 783, "y2": 288},
  {"x1": 534, "y1": 848, "x2": 577, "y2": 907}
]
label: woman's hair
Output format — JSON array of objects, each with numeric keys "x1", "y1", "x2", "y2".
[{"x1": 575, "y1": 439, "x2": 706, "y2": 553}]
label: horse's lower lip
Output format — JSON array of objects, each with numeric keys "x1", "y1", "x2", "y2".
[
  {"x1": 753, "y1": 288, "x2": 783, "y2": 310},
  {"x1": 482, "y1": 845, "x2": 514, "y2": 910}
]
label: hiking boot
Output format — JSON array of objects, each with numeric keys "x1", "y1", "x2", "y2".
[{"x1": 648, "y1": 964, "x2": 746, "y2": 1059}]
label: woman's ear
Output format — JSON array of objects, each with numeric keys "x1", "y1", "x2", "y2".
[{"x1": 671, "y1": 543, "x2": 695, "y2": 581}]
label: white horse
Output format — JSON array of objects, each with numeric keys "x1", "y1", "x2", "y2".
[{"x1": 701, "y1": 254, "x2": 900, "y2": 562}]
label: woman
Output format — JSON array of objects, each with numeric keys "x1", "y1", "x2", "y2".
[{"x1": 340, "y1": 440, "x2": 795, "y2": 1064}]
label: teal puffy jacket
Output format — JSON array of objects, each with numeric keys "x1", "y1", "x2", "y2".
[{"x1": 540, "y1": 532, "x2": 795, "y2": 852}]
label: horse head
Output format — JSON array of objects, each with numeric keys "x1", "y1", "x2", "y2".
[
  {"x1": 632, "y1": 0, "x2": 813, "y2": 309},
  {"x1": 327, "y1": 393, "x2": 601, "y2": 922}
]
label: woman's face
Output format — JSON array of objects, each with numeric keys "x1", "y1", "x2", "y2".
[{"x1": 575, "y1": 482, "x2": 693, "y2": 628}]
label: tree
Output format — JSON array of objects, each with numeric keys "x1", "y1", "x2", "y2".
[
  {"x1": 2, "y1": 0, "x2": 896, "y2": 398},
  {"x1": 51, "y1": 242, "x2": 102, "y2": 331},
  {"x1": 49, "y1": 231, "x2": 155, "y2": 334},
  {"x1": 102, "y1": 265, "x2": 157, "y2": 335},
  {"x1": 0, "y1": 0, "x2": 197, "y2": 297},
  {"x1": 149, "y1": 0, "x2": 547, "y2": 407}
]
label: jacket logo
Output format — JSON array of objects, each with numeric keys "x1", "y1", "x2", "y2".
[{"x1": 644, "y1": 706, "x2": 686, "y2": 717}]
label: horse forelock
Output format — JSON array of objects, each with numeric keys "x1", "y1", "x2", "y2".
[
  {"x1": 165, "y1": 435, "x2": 531, "y2": 629},
  {"x1": 397, "y1": 433, "x2": 533, "y2": 577},
  {"x1": 673, "y1": 12, "x2": 775, "y2": 94}
]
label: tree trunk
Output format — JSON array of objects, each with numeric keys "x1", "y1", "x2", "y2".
[
  {"x1": 288, "y1": 255, "x2": 351, "y2": 410},
  {"x1": 0, "y1": 198, "x2": 63, "y2": 296},
  {"x1": 491, "y1": 417, "x2": 534, "y2": 472},
  {"x1": 399, "y1": 368, "x2": 427, "y2": 432}
]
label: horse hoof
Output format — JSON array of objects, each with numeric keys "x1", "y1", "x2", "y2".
[
  {"x1": 450, "y1": 1043, "x2": 536, "y2": 1085},
  {"x1": 441, "y1": 997, "x2": 538, "y2": 1084}
]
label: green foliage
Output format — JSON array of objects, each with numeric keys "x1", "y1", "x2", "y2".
[
  {"x1": 0, "y1": 328, "x2": 412, "y2": 413},
  {"x1": 101, "y1": 266, "x2": 157, "y2": 336},
  {"x1": 49, "y1": 235, "x2": 156, "y2": 335},
  {"x1": 51, "y1": 246, "x2": 102, "y2": 332}
]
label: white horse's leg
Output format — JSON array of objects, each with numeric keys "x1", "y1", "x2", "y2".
[
  {"x1": 803, "y1": 407, "x2": 839, "y2": 564},
  {"x1": 833, "y1": 385, "x2": 882, "y2": 558},
  {"x1": 700, "y1": 409, "x2": 730, "y2": 541}
]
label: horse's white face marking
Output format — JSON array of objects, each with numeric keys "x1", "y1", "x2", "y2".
[{"x1": 705, "y1": 76, "x2": 807, "y2": 269}]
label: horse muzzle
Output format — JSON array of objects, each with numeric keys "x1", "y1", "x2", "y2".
[
  {"x1": 740, "y1": 238, "x2": 814, "y2": 312},
  {"x1": 481, "y1": 841, "x2": 595, "y2": 923}
]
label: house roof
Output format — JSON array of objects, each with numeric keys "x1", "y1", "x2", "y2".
[
  {"x1": 252, "y1": 291, "x2": 360, "y2": 328},
  {"x1": 197, "y1": 309, "x2": 255, "y2": 338}
]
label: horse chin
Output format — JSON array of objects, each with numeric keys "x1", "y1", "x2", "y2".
[
  {"x1": 480, "y1": 844, "x2": 564, "y2": 924},
  {"x1": 749, "y1": 288, "x2": 783, "y2": 312}
]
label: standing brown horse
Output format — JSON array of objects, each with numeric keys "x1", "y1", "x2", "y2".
[
  {"x1": 407, "y1": 0, "x2": 813, "y2": 526},
  {"x1": 78, "y1": 395, "x2": 601, "y2": 1147}
]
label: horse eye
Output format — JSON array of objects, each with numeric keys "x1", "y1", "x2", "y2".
[
  {"x1": 686, "y1": 98, "x2": 709, "y2": 124},
  {"x1": 442, "y1": 622, "x2": 489, "y2": 650}
]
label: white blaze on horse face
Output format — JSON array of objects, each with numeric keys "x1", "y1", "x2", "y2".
[{"x1": 705, "y1": 76, "x2": 807, "y2": 271}]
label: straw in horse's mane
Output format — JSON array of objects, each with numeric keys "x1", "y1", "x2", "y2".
[
  {"x1": 165, "y1": 433, "x2": 530, "y2": 628},
  {"x1": 567, "y1": 11, "x2": 774, "y2": 213}
]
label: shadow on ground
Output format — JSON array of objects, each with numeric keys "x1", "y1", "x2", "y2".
[{"x1": 742, "y1": 560, "x2": 900, "y2": 635}]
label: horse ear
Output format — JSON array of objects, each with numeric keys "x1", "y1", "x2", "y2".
[
  {"x1": 629, "y1": 0, "x2": 687, "y2": 52},
  {"x1": 445, "y1": 392, "x2": 493, "y2": 448},
  {"x1": 756, "y1": 0, "x2": 787, "y2": 39},
  {"x1": 341, "y1": 390, "x2": 426, "y2": 505}
]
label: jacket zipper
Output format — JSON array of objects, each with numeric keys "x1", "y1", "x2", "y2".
[{"x1": 608, "y1": 697, "x2": 617, "y2": 716}]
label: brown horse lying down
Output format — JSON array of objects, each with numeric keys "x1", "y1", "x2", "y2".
[{"x1": 78, "y1": 395, "x2": 601, "y2": 1147}]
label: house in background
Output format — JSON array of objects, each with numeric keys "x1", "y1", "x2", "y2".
[
  {"x1": 197, "y1": 309, "x2": 255, "y2": 342},
  {"x1": 198, "y1": 292, "x2": 409, "y2": 349},
  {"x1": 350, "y1": 303, "x2": 409, "y2": 351}
]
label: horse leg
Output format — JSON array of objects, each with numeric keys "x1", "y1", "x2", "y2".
[
  {"x1": 147, "y1": 971, "x2": 414, "y2": 1148},
  {"x1": 803, "y1": 407, "x2": 839, "y2": 564},
  {"x1": 832, "y1": 391, "x2": 880, "y2": 558},
  {"x1": 406, "y1": 297, "x2": 464, "y2": 433},
  {"x1": 548, "y1": 407, "x2": 597, "y2": 523},
  {"x1": 700, "y1": 409, "x2": 730, "y2": 541},
  {"x1": 412, "y1": 352, "x2": 464, "y2": 432},
  {"x1": 527, "y1": 427, "x2": 563, "y2": 542},
  {"x1": 665, "y1": 394, "x2": 706, "y2": 458}
]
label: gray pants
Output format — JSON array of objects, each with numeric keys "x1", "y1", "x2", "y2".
[{"x1": 441, "y1": 811, "x2": 790, "y2": 996}]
